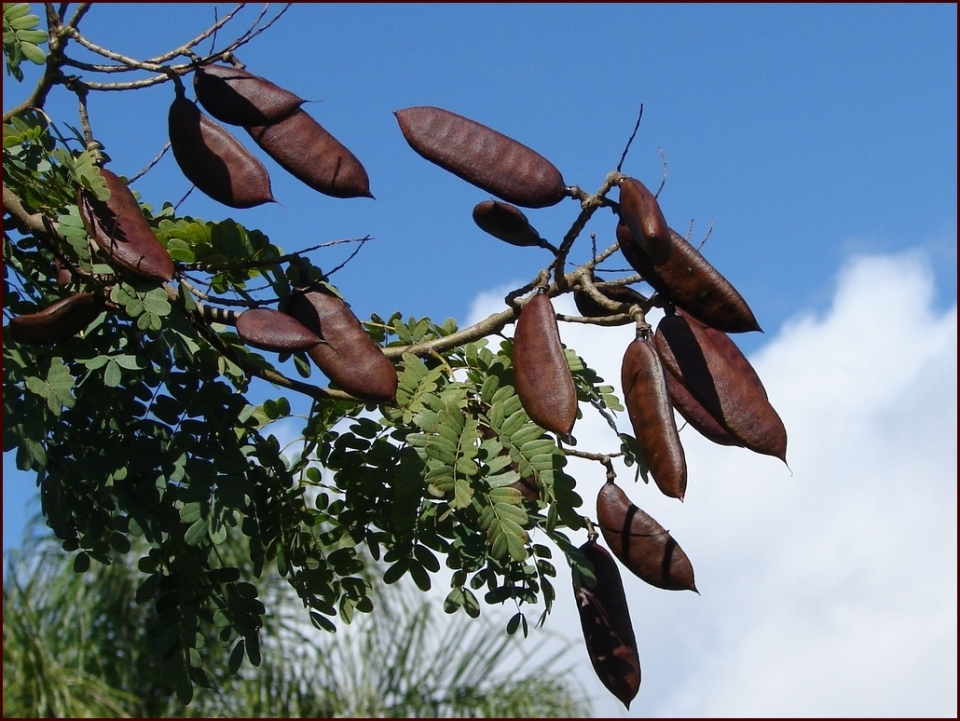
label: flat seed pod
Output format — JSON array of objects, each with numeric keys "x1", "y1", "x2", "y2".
[
  {"x1": 663, "y1": 368, "x2": 744, "y2": 447},
  {"x1": 573, "y1": 281, "x2": 647, "y2": 319},
  {"x1": 168, "y1": 95, "x2": 275, "y2": 209},
  {"x1": 575, "y1": 539, "x2": 641, "y2": 709},
  {"x1": 621, "y1": 335, "x2": 687, "y2": 501},
  {"x1": 395, "y1": 106, "x2": 566, "y2": 208},
  {"x1": 512, "y1": 291, "x2": 578, "y2": 437},
  {"x1": 286, "y1": 286, "x2": 397, "y2": 404},
  {"x1": 617, "y1": 222, "x2": 762, "y2": 334},
  {"x1": 247, "y1": 109, "x2": 372, "y2": 199},
  {"x1": 236, "y1": 307, "x2": 321, "y2": 352},
  {"x1": 596, "y1": 481, "x2": 698, "y2": 592},
  {"x1": 193, "y1": 63, "x2": 304, "y2": 126},
  {"x1": 471, "y1": 199, "x2": 547, "y2": 248},
  {"x1": 618, "y1": 177, "x2": 672, "y2": 264},
  {"x1": 7, "y1": 293, "x2": 104, "y2": 345},
  {"x1": 655, "y1": 309, "x2": 787, "y2": 462},
  {"x1": 77, "y1": 168, "x2": 174, "y2": 282}
]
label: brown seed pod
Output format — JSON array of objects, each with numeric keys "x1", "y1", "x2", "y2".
[
  {"x1": 596, "y1": 481, "x2": 698, "y2": 592},
  {"x1": 616, "y1": 221, "x2": 762, "y2": 334},
  {"x1": 168, "y1": 95, "x2": 275, "y2": 209},
  {"x1": 512, "y1": 290, "x2": 578, "y2": 437},
  {"x1": 509, "y1": 473, "x2": 540, "y2": 503},
  {"x1": 663, "y1": 368, "x2": 744, "y2": 447},
  {"x1": 575, "y1": 538, "x2": 641, "y2": 709},
  {"x1": 7, "y1": 293, "x2": 104, "y2": 346},
  {"x1": 618, "y1": 177, "x2": 672, "y2": 264},
  {"x1": 54, "y1": 258, "x2": 77, "y2": 285},
  {"x1": 247, "y1": 109, "x2": 372, "y2": 199},
  {"x1": 286, "y1": 285, "x2": 397, "y2": 404},
  {"x1": 654, "y1": 308, "x2": 787, "y2": 462},
  {"x1": 573, "y1": 280, "x2": 647, "y2": 319},
  {"x1": 471, "y1": 199, "x2": 551, "y2": 249},
  {"x1": 236, "y1": 307, "x2": 321, "y2": 353},
  {"x1": 394, "y1": 106, "x2": 566, "y2": 208},
  {"x1": 621, "y1": 334, "x2": 687, "y2": 501},
  {"x1": 193, "y1": 63, "x2": 304, "y2": 126},
  {"x1": 77, "y1": 168, "x2": 175, "y2": 282}
]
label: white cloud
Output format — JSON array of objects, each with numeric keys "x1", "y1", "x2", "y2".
[{"x1": 465, "y1": 249, "x2": 957, "y2": 717}]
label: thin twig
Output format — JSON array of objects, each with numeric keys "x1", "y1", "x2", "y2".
[{"x1": 616, "y1": 104, "x2": 643, "y2": 173}]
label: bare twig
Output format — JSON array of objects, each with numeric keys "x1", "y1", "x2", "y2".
[
  {"x1": 655, "y1": 146, "x2": 668, "y2": 198},
  {"x1": 616, "y1": 104, "x2": 643, "y2": 173}
]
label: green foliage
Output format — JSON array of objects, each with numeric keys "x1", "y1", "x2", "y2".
[{"x1": 3, "y1": 3, "x2": 47, "y2": 81}]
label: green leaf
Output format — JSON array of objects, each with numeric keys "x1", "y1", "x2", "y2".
[
  {"x1": 103, "y1": 359, "x2": 122, "y2": 388},
  {"x1": 18, "y1": 40, "x2": 44, "y2": 64}
]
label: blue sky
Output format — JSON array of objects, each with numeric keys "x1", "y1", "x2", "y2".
[{"x1": 3, "y1": 4, "x2": 956, "y2": 716}]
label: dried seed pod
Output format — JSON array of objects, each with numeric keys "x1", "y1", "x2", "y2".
[
  {"x1": 395, "y1": 106, "x2": 566, "y2": 208},
  {"x1": 512, "y1": 290, "x2": 578, "y2": 437},
  {"x1": 247, "y1": 109, "x2": 372, "y2": 199},
  {"x1": 287, "y1": 285, "x2": 397, "y2": 404},
  {"x1": 236, "y1": 307, "x2": 321, "y2": 353},
  {"x1": 621, "y1": 334, "x2": 687, "y2": 501},
  {"x1": 54, "y1": 258, "x2": 77, "y2": 285},
  {"x1": 510, "y1": 473, "x2": 540, "y2": 503},
  {"x1": 77, "y1": 168, "x2": 175, "y2": 282},
  {"x1": 596, "y1": 481, "x2": 698, "y2": 592},
  {"x1": 7, "y1": 293, "x2": 104, "y2": 345},
  {"x1": 168, "y1": 95, "x2": 275, "y2": 208},
  {"x1": 573, "y1": 280, "x2": 647, "y2": 319},
  {"x1": 193, "y1": 63, "x2": 304, "y2": 126},
  {"x1": 471, "y1": 199, "x2": 550, "y2": 249},
  {"x1": 663, "y1": 368, "x2": 743, "y2": 447},
  {"x1": 655, "y1": 309, "x2": 787, "y2": 462},
  {"x1": 616, "y1": 221, "x2": 762, "y2": 334},
  {"x1": 618, "y1": 177, "x2": 672, "y2": 264},
  {"x1": 575, "y1": 538, "x2": 641, "y2": 709}
]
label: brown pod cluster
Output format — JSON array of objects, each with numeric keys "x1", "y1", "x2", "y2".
[
  {"x1": 77, "y1": 168, "x2": 174, "y2": 282},
  {"x1": 248, "y1": 109, "x2": 372, "y2": 199},
  {"x1": 193, "y1": 63, "x2": 304, "y2": 126},
  {"x1": 575, "y1": 538, "x2": 641, "y2": 709},
  {"x1": 287, "y1": 285, "x2": 397, "y2": 404},
  {"x1": 655, "y1": 308, "x2": 787, "y2": 462},
  {"x1": 621, "y1": 334, "x2": 687, "y2": 501},
  {"x1": 573, "y1": 280, "x2": 647, "y2": 319},
  {"x1": 236, "y1": 308, "x2": 321, "y2": 353},
  {"x1": 596, "y1": 481, "x2": 698, "y2": 592},
  {"x1": 512, "y1": 290, "x2": 578, "y2": 437},
  {"x1": 471, "y1": 199, "x2": 549, "y2": 249},
  {"x1": 7, "y1": 293, "x2": 104, "y2": 345},
  {"x1": 168, "y1": 95, "x2": 275, "y2": 209},
  {"x1": 395, "y1": 106, "x2": 567, "y2": 208},
  {"x1": 618, "y1": 177, "x2": 673, "y2": 264},
  {"x1": 616, "y1": 221, "x2": 761, "y2": 334}
]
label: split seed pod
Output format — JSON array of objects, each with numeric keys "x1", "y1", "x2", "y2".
[
  {"x1": 596, "y1": 481, "x2": 698, "y2": 592},
  {"x1": 7, "y1": 293, "x2": 104, "y2": 345},
  {"x1": 616, "y1": 221, "x2": 761, "y2": 334},
  {"x1": 236, "y1": 307, "x2": 321, "y2": 353},
  {"x1": 512, "y1": 290, "x2": 578, "y2": 437},
  {"x1": 395, "y1": 106, "x2": 566, "y2": 208},
  {"x1": 471, "y1": 199, "x2": 551, "y2": 249},
  {"x1": 168, "y1": 94, "x2": 275, "y2": 208},
  {"x1": 77, "y1": 168, "x2": 174, "y2": 282},
  {"x1": 575, "y1": 538, "x2": 641, "y2": 709},
  {"x1": 621, "y1": 334, "x2": 687, "y2": 501},
  {"x1": 618, "y1": 177, "x2": 672, "y2": 264},
  {"x1": 193, "y1": 63, "x2": 304, "y2": 126},
  {"x1": 573, "y1": 281, "x2": 647, "y2": 319},
  {"x1": 247, "y1": 109, "x2": 372, "y2": 199},
  {"x1": 286, "y1": 285, "x2": 397, "y2": 404},
  {"x1": 655, "y1": 308, "x2": 787, "y2": 461}
]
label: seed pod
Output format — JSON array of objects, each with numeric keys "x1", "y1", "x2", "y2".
[
  {"x1": 510, "y1": 473, "x2": 540, "y2": 503},
  {"x1": 286, "y1": 285, "x2": 397, "y2": 404},
  {"x1": 77, "y1": 168, "x2": 175, "y2": 282},
  {"x1": 54, "y1": 258, "x2": 77, "y2": 285},
  {"x1": 573, "y1": 280, "x2": 647, "y2": 319},
  {"x1": 616, "y1": 221, "x2": 762, "y2": 334},
  {"x1": 596, "y1": 481, "x2": 698, "y2": 592},
  {"x1": 471, "y1": 199, "x2": 551, "y2": 249},
  {"x1": 663, "y1": 368, "x2": 743, "y2": 447},
  {"x1": 395, "y1": 106, "x2": 566, "y2": 208},
  {"x1": 618, "y1": 177, "x2": 672, "y2": 264},
  {"x1": 247, "y1": 109, "x2": 372, "y2": 199},
  {"x1": 655, "y1": 308, "x2": 787, "y2": 462},
  {"x1": 621, "y1": 334, "x2": 687, "y2": 501},
  {"x1": 236, "y1": 307, "x2": 321, "y2": 353},
  {"x1": 7, "y1": 293, "x2": 104, "y2": 345},
  {"x1": 575, "y1": 538, "x2": 641, "y2": 709},
  {"x1": 512, "y1": 290, "x2": 578, "y2": 437},
  {"x1": 193, "y1": 63, "x2": 304, "y2": 126},
  {"x1": 168, "y1": 95, "x2": 275, "y2": 209}
]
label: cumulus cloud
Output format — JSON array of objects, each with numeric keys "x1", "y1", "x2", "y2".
[{"x1": 466, "y1": 249, "x2": 957, "y2": 717}]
